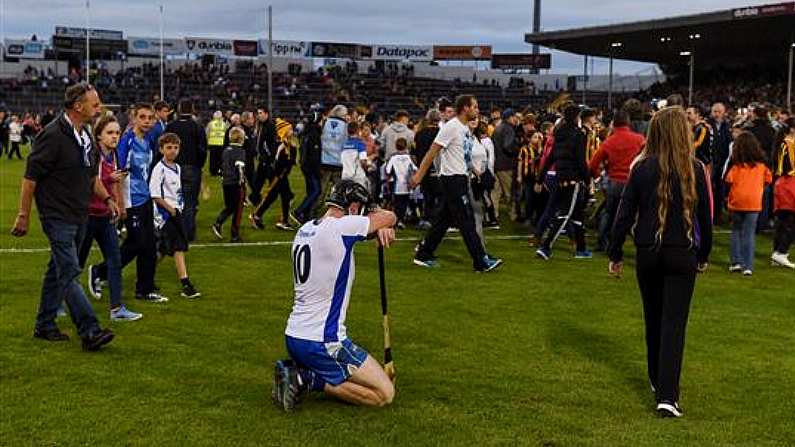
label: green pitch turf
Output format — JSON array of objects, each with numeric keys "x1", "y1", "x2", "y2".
[{"x1": 1, "y1": 148, "x2": 793, "y2": 446}]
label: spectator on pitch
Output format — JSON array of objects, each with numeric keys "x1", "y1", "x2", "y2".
[
  {"x1": 581, "y1": 109, "x2": 599, "y2": 162},
  {"x1": 536, "y1": 105, "x2": 592, "y2": 261},
  {"x1": 95, "y1": 102, "x2": 168, "y2": 303},
  {"x1": 240, "y1": 111, "x2": 258, "y2": 194},
  {"x1": 378, "y1": 110, "x2": 414, "y2": 161},
  {"x1": 724, "y1": 132, "x2": 772, "y2": 276},
  {"x1": 385, "y1": 137, "x2": 418, "y2": 228},
  {"x1": 608, "y1": 106, "x2": 713, "y2": 418},
  {"x1": 412, "y1": 109, "x2": 442, "y2": 230},
  {"x1": 292, "y1": 108, "x2": 323, "y2": 225},
  {"x1": 771, "y1": 117, "x2": 795, "y2": 269},
  {"x1": 81, "y1": 115, "x2": 142, "y2": 321},
  {"x1": 410, "y1": 94, "x2": 502, "y2": 272},
  {"x1": 341, "y1": 121, "x2": 369, "y2": 189},
  {"x1": 206, "y1": 110, "x2": 228, "y2": 176},
  {"x1": 622, "y1": 98, "x2": 649, "y2": 136},
  {"x1": 588, "y1": 110, "x2": 646, "y2": 251},
  {"x1": 478, "y1": 120, "x2": 497, "y2": 227},
  {"x1": 686, "y1": 105, "x2": 713, "y2": 170},
  {"x1": 709, "y1": 102, "x2": 732, "y2": 225},
  {"x1": 250, "y1": 119, "x2": 297, "y2": 231},
  {"x1": 8, "y1": 115, "x2": 23, "y2": 159},
  {"x1": 165, "y1": 99, "x2": 207, "y2": 242},
  {"x1": 748, "y1": 106, "x2": 777, "y2": 231},
  {"x1": 148, "y1": 100, "x2": 170, "y2": 151},
  {"x1": 272, "y1": 179, "x2": 397, "y2": 411},
  {"x1": 212, "y1": 127, "x2": 247, "y2": 243},
  {"x1": 531, "y1": 121, "x2": 558, "y2": 246},
  {"x1": 468, "y1": 122, "x2": 493, "y2": 247},
  {"x1": 11, "y1": 83, "x2": 115, "y2": 350},
  {"x1": 491, "y1": 109, "x2": 520, "y2": 223},
  {"x1": 150, "y1": 132, "x2": 201, "y2": 299},
  {"x1": 250, "y1": 107, "x2": 278, "y2": 206},
  {"x1": 316, "y1": 105, "x2": 349, "y2": 217},
  {"x1": 516, "y1": 128, "x2": 543, "y2": 226},
  {"x1": 0, "y1": 110, "x2": 8, "y2": 156}
]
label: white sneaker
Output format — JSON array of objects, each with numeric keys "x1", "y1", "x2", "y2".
[
  {"x1": 742, "y1": 269, "x2": 753, "y2": 276},
  {"x1": 656, "y1": 401, "x2": 683, "y2": 418},
  {"x1": 728, "y1": 264, "x2": 743, "y2": 273},
  {"x1": 771, "y1": 252, "x2": 795, "y2": 269}
]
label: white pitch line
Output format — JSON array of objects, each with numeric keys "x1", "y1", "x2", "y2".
[{"x1": 0, "y1": 231, "x2": 733, "y2": 255}]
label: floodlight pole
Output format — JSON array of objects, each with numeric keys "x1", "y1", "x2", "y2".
[
  {"x1": 85, "y1": 0, "x2": 90, "y2": 82},
  {"x1": 0, "y1": 0, "x2": 5, "y2": 78},
  {"x1": 608, "y1": 53, "x2": 614, "y2": 111},
  {"x1": 582, "y1": 55, "x2": 588, "y2": 105},
  {"x1": 787, "y1": 41, "x2": 793, "y2": 112},
  {"x1": 688, "y1": 51, "x2": 694, "y2": 106},
  {"x1": 159, "y1": 4, "x2": 165, "y2": 101},
  {"x1": 267, "y1": 5, "x2": 273, "y2": 114}
]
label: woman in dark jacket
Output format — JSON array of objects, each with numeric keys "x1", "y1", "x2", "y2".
[
  {"x1": 536, "y1": 104, "x2": 591, "y2": 260},
  {"x1": 291, "y1": 110, "x2": 323, "y2": 224},
  {"x1": 608, "y1": 106, "x2": 713, "y2": 418}
]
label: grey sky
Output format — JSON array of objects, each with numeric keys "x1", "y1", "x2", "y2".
[{"x1": 0, "y1": 0, "x2": 776, "y2": 73}]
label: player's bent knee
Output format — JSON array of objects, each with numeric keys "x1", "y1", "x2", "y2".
[{"x1": 376, "y1": 380, "x2": 395, "y2": 406}]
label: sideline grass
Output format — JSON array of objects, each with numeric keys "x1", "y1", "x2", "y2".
[{"x1": 1, "y1": 153, "x2": 793, "y2": 446}]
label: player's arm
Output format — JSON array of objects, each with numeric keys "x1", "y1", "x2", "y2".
[{"x1": 367, "y1": 208, "x2": 397, "y2": 248}]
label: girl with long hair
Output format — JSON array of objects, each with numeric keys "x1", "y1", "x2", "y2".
[{"x1": 608, "y1": 106, "x2": 713, "y2": 417}]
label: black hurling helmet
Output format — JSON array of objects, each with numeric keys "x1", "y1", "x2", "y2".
[{"x1": 325, "y1": 179, "x2": 371, "y2": 215}]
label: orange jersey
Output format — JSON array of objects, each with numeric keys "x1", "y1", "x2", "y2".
[{"x1": 725, "y1": 162, "x2": 773, "y2": 212}]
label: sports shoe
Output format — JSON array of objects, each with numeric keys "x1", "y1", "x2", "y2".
[
  {"x1": 110, "y1": 305, "x2": 143, "y2": 322},
  {"x1": 273, "y1": 359, "x2": 302, "y2": 411},
  {"x1": 446, "y1": 227, "x2": 459, "y2": 233},
  {"x1": 536, "y1": 247, "x2": 552, "y2": 261},
  {"x1": 87, "y1": 264, "x2": 102, "y2": 300},
  {"x1": 413, "y1": 257, "x2": 440, "y2": 268},
  {"x1": 275, "y1": 221, "x2": 295, "y2": 231},
  {"x1": 728, "y1": 263, "x2": 743, "y2": 273},
  {"x1": 81, "y1": 328, "x2": 114, "y2": 352},
  {"x1": 135, "y1": 292, "x2": 169, "y2": 303},
  {"x1": 742, "y1": 269, "x2": 753, "y2": 276},
  {"x1": 33, "y1": 328, "x2": 69, "y2": 342},
  {"x1": 656, "y1": 401, "x2": 683, "y2": 418},
  {"x1": 574, "y1": 250, "x2": 593, "y2": 259},
  {"x1": 289, "y1": 211, "x2": 304, "y2": 227},
  {"x1": 771, "y1": 252, "x2": 795, "y2": 269},
  {"x1": 476, "y1": 256, "x2": 503, "y2": 272},
  {"x1": 249, "y1": 214, "x2": 265, "y2": 230},
  {"x1": 211, "y1": 223, "x2": 223, "y2": 240},
  {"x1": 181, "y1": 282, "x2": 201, "y2": 299}
]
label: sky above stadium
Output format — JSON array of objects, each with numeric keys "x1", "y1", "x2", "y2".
[{"x1": 1, "y1": 0, "x2": 778, "y2": 74}]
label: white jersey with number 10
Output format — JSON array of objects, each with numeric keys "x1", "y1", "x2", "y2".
[{"x1": 285, "y1": 215, "x2": 370, "y2": 343}]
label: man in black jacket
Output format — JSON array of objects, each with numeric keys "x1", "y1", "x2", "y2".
[
  {"x1": 291, "y1": 109, "x2": 323, "y2": 224},
  {"x1": 491, "y1": 109, "x2": 520, "y2": 222},
  {"x1": 412, "y1": 109, "x2": 442, "y2": 229},
  {"x1": 536, "y1": 105, "x2": 591, "y2": 260},
  {"x1": 708, "y1": 103, "x2": 731, "y2": 224},
  {"x1": 250, "y1": 107, "x2": 278, "y2": 206},
  {"x1": 11, "y1": 83, "x2": 115, "y2": 351},
  {"x1": 747, "y1": 106, "x2": 776, "y2": 230},
  {"x1": 165, "y1": 99, "x2": 207, "y2": 242}
]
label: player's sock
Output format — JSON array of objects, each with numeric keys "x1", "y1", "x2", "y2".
[{"x1": 297, "y1": 367, "x2": 325, "y2": 391}]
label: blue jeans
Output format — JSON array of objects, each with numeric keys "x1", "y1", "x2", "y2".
[
  {"x1": 78, "y1": 216, "x2": 123, "y2": 309},
  {"x1": 37, "y1": 219, "x2": 100, "y2": 338},
  {"x1": 294, "y1": 169, "x2": 321, "y2": 219},
  {"x1": 731, "y1": 212, "x2": 759, "y2": 270}
]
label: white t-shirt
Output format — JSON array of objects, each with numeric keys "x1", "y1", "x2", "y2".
[
  {"x1": 340, "y1": 139, "x2": 369, "y2": 188},
  {"x1": 285, "y1": 215, "x2": 370, "y2": 343},
  {"x1": 481, "y1": 137, "x2": 495, "y2": 173},
  {"x1": 9, "y1": 122, "x2": 23, "y2": 142},
  {"x1": 470, "y1": 139, "x2": 488, "y2": 175},
  {"x1": 385, "y1": 153, "x2": 418, "y2": 195},
  {"x1": 434, "y1": 117, "x2": 474, "y2": 176},
  {"x1": 149, "y1": 160, "x2": 183, "y2": 228}
]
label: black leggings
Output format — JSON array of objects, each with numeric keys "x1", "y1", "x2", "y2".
[
  {"x1": 542, "y1": 181, "x2": 587, "y2": 252},
  {"x1": 253, "y1": 168, "x2": 293, "y2": 221},
  {"x1": 635, "y1": 246, "x2": 697, "y2": 403},
  {"x1": 774, "y1": 210, "x2": 795, "y2": 254}
]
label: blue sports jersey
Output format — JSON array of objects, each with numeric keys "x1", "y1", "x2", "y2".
[{"x1": 118, "y1": 129, "x2": 153, "y2": 208}]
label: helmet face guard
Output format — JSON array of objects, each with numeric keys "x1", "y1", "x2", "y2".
[{"x1": 325, "y1": 179, "x2": 371, "y2": 215}]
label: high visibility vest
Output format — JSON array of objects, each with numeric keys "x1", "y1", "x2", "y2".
[{"x1": 207, "y1": 119, "x2": 227, "y2": 146}]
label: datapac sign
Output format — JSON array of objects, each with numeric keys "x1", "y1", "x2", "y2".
[
  {"x1": 3, "y1": 39, "x2": 46, "y2": 59},
  {"x1": 258, "y1": 40, "x2": 309, "y2": 58},
  {"x1": 367, "y1": 45, "x2": 433, "y2": 61},
  {"x1": 127, "y1": 36, "x2": 187, "y2": 56},
  {"x1": 732, "y1": 2, "x2": 795, "y2": 18},
  {"x1": 184, "y1": 37, "x2": 233, "y2": 56}
]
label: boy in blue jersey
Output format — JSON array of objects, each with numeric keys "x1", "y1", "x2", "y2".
[
  {"x1": 273, "y1": 180, "x2": 397, "y2": 411},
  {"x1": 92, "y1": 103, "x2": 168, "y2": 303}
]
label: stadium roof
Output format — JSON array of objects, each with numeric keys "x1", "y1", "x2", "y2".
[{"x1": 524, "y1": 2, "x2": 795, "y2": 69}]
